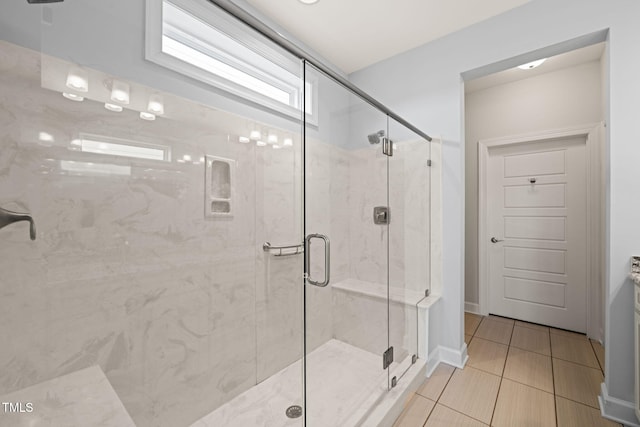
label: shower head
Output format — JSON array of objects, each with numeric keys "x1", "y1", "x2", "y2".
[{"x1": 368, "y1": 130, "x2": 385, "y2": 145}]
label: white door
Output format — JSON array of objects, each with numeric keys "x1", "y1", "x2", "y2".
[{"x1": 487, "y1": 136, "x2": 587, "y2": 332}]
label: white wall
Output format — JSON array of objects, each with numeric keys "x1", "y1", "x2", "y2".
[
  {"x1": 465, "y1": 61, "x2": 603, "y2": 306},
  {"x1": 350, "y1": 0, "x2": 640, "y2": 423}
]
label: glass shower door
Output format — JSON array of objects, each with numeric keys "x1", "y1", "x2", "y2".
[
  {"x1": 388, "y1": 118, "x2": 432, "y2": 384},
  {"x1": 303, "y1": 62, "x2": 390, "y2": 426}
]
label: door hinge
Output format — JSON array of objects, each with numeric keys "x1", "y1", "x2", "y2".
[
  {"x1": 383, "y1": 346, "x2": 394, "y2": 370},
  {"x1": 382, "y1": 137, "x2": 393, "y2": 157}
]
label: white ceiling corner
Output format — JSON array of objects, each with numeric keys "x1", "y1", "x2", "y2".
[{"x1": 245, "y1": 0, "x2": 533, "y2": 74}]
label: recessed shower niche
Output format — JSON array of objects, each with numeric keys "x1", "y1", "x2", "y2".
[{"x1": 205, "y1": 155, "x2": 235, "y2": 217}]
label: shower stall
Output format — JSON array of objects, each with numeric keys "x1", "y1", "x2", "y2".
[{"x1": 0, "y1": 1, "x2": 436, "y2": 426}]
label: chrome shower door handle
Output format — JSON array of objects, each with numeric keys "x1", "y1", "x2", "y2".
[{"x1": 305, "y1": 233, "x2": 330, "y2": 287}]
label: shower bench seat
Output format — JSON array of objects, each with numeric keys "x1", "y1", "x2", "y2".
[
  {"x1": 331, "y1": 278, "x2": 440, "y2": 362},
  {"x1": 0, "y1": 365, "x2": 135, "y2": 426}
]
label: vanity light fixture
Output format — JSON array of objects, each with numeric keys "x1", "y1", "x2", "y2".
[
  {"x1": 140, "y1": 111, "x2": 156, "y2": 121},
  {"x1": 517, "y1": 58, "x2": 547, "y2": 70},
  {"x1": 66, "y1": 67, "x2": 89, "y2": 92},
  {"x1": 250, "y1": 130, "x2": 262, "y2": 140},
  {"x1": 104, "y1": 103, "x2": 123, "y2": 112},
  {"x1": 111, "y1": 80, "x2": 130, "y2": 104},
  {"x1": 283, "y1": 137, "x2": 293, "y2": 147},
  {"x1": 272, "y1": 144, "x2": 281, "y2": 150},
  {"x1": 147, "y1": 94, "x2": 164, "y2": 115},
  {"x1": 298, "y1": 0, "x2": 319, "y2": 4},
  {"x1": 256, "y1": 140, "x2": 267, "y2": 147},
  {"x1": 267, "y1": 133, "x2": 278, "y2": 144},
  {"x1": 62, "y1": 92, "x2": 84, "y2": 102},
  {"x1": 38, "y1": 131, "x2": 54, "y2": 142},
  {"x1": 238, "y1": 136, "x2": 250, "y2": 143}
]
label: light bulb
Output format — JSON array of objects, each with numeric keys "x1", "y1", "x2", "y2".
[
  {"x1": 147, "y1": 94, "x2": 164, "y2": 115},
  {"x1": 239, "y1": 136, "x2": 250, "y2": 143},
  {"x1": 250, "y1": 130, "x2": 261, "y2": 140},
  {"x1": 256, "y1": 140, "x2": 267, "y2": 147},
  {"x1": 267, "y1": 133, "x2": 278, "y2": 144},
  {"x1": 62, "y1": 92, "x2": 84, "y2": 102},
  {"x1": 517, "y1": 58, "x2": 547, "y2": 70},
  {"x1": 283, "y1": 138, "x2": 293, "y2": 147},
  {"x1": 111, "y1": 80, "x2": 130, "y2": 104},
  {"x1": 105, "y1": 103, "x2": 123, "y2": 112},
  {"x1": 66, "y1": 67, "x2": 88, "y2": 92},
  {"x1": 140, "y1": 111, "x2": 156, "y2": 121}
]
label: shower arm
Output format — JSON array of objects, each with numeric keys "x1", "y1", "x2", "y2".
[{"x1": 0, "y1": 207, "x2": 36, "y2": 240}]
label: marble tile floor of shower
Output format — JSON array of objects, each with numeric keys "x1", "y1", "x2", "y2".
[
  {"x1": 393, "y1": 314, "x2": 617, "y2": 427},
  {"x1": 193, "y1": 339, "x2": 396, "y2": 427}
]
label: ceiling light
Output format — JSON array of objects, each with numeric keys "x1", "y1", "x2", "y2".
[
  {"x1": 147, "y1": 94, "x2": 164, "y2": 115},
  {"x1": 105, "y1": 103, "x2": 123, "y2": 112},
  {"x1": 250, "y1": 130, "x2": 261, "y2": 140},
  {"x1": 111, "y1": 80, "x2": 130, "y2": 104},
  {"x1": 283, "y1": 137, "x2": 293, "y2": 147},
  {"x1": 62, "y1": 92, "x2": 84, "y2": 102},
  {"x1": 66, "y1": 67, "x2": 88, "y2": 92},
  {"x1": 140, "y1": 111, "x2": 156, "y2": 121},
  {"x1": 298, "y1": 0, "x2": 319, "y2": 4},
  {"x1": 267, "y1": 133, "x2": 278, "y2": 144},
  {"x1": 517, "y1": 58, "x2": 547, "y2": 70},
  {"x1": 256, "y1": 140, "x2": 267, "y2": 147},
  {"x1": 239, "y1": 136, "x2": 250, "y2": 143}
]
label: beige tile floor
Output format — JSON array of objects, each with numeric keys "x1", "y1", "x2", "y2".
[{"x1": 393, "y1": 313, "x2": 619, "y2": 427}]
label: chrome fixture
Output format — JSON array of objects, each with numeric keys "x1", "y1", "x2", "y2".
[
  {"x1": 27, "y1": 0, "x2": 63, "y2": 3},
  {"x1": 263, "y1": 241, "x2": 304, "y2": 257},
  {"x1": 285, "y1": 405, "x2": 303, "y2": 419},
  {"x1": 368, "y1": 130, "x2": 385, "y2": 145},
  {"x1": 373, "y1": 206, "x2": 390, "y2": 225},
  {"x1": 305, "y1": 234, "x2": 330, "y2": 287},
  {"x1": 0, "y1": 207, "x2": 36, "y2": 240},
  {"x1": 490, "y1": 237, "x2": 503, "y2": 243}
]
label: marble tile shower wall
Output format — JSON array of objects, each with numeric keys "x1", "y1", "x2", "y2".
[
  {"x1": 0, "y1": 41, "x2": 304, "y2": 427},
  {"x1": 0, "y1": 40, "x2": 429, "y2": 427}
]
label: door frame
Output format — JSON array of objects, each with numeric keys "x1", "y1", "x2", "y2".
[{"x1": 478, "y1": 123, "x2": 605, "y2": 339}]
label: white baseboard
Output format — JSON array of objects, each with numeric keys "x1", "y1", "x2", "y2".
[
  {"x1": 464, "y1": 302, "x2": 480, "y2": 314},
  {"x1": 599, "y1": 382, "x2": 640, "y2": 426},
  {"x1": 426, "y1": 343, "x2": 468, "y2": 376}
]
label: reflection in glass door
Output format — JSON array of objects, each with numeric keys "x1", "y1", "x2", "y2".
[{"x1": 303, "y1": 62, "x2": 390, "y2": 426}]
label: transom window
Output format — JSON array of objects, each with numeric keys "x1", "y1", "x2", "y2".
[{"x1": 146, "y1": 0, "x2": 316, "y2": 122}]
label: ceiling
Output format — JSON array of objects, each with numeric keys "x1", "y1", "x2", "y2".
[
  {"x1": 465, "y1": 42, "x2": 605, "y2": 93},
  {"x1": 245, "y1": 0, "x2": 532, "y2": 74}
]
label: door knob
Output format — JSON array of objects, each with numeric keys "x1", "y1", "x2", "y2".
[{"x1": 490, "y1": 237, "x2": 503, "y2": 243}]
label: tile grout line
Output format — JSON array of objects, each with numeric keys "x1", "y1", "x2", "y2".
[
  {"x1": 425, "y1": 318, "x2": 484, "y2": 426},
  {"x1": 435, "y1": 401, "x2": 492, "y2": 426},
  {"x1": 589, "y1": 339, "x2": 605, "y2": 374},
  {"x1": 420, "y1": 358, "x2": 457, "y2": 425},
  {"x1": 419, "y1": 396, "x2": 436, "y2": 427},
  {"x1": 549, "y1": 323, "x2": 558, "y2": 427},
  {"x1": 489, "y1": 317, "x2": 514, "y2": 427}
]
